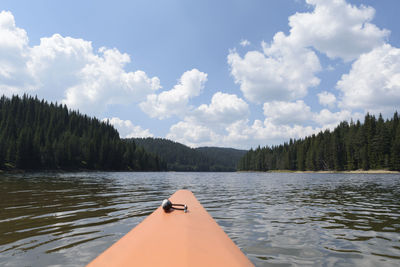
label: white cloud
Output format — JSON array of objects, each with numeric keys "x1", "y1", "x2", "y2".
[
  {"x1": 104, "y1": 117, "x2": 153, "y2": 138},
  {"x1": 289, "y1": 0, "x2": 389, "y2": 61},
  {"x1": 0, "y1": 11, "x2": 161, "y2": 116},
  {"x1": 139, "y1": 69, "x2": 207, "y2": 119},
  {"x1": 166, "y1": 101, "x2": 364, "y2": 149},
  {"x1": 32, "y1": 35, "x2": 161, "y2": 114},
  {"x1": 253, "y1": 119, "x2": 318, "y2": 143},
  {"x1": 226, "y1": 102, "x2": 363, "y2": 148},
  {"x1": 240, "y1": 39, "x2": 250, "y2": 47},
  {"x1": 263, "y1": 100, "x2": 312, "y2": 125},
  {"x1": 166, "y1": 92, "x2": 249, "y2": 147},
  {"x1": 313, "y1": 109, "x2": 355, "y2": 129},
  {"x1": 0, "y1": 11, "x2": 35, "y2": 95},
  {"x1": 224, "y1": 119, "x2": 320, "y2": 148},
  {"x1": 317, "y1": 91, "x2": 336, "y2": 108},
  {"x1": 228, "y1": 34, "x2": 321, "y2": 103},
  {"x1": 166, "y1": 93, "x2": 327, "y2": 148},
  {"x1": 167, "y1": 121, "x2": 218, "y2": 147},
  {"x1": 337, "y1": 44, "x2": 400, "y2": 116},
  {"x1": 194, "y1": 92, "x2": 249, "y2": 125},
  {"x1": 228, "y1": 0, "x2": 389, "y2": 106},
  {"x1": 0, "y1": 11, "x2": 27, "y2": 50},
  {"x1": 165, "y1": 90, "x2": 364, "y2": 148}
]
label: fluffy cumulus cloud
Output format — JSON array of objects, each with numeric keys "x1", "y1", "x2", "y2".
[
  {"x1": 194, "y1": 92, "x2": 249, "y2": 125},
  {"x1": 33, "y1": 36, "x2": 161, "y2": 114},
  {"x1": 263, "y1": 100, "x2": 312, "y2": 125},
  {"x1": 0, "y1": 11, "x2": 160, "y2": 116},
  {"x1": 167, "y1": 121, "x2": 219, "y2": 147},
  {"x1": 218, "y1": 105, "x2": 358, "y2": 148},
  {"x1": 140, "y1": 69, "x2": 207, "y2": 119},
  {"x1": 251, "y1": 120, "x2": 317, "y2": 144},
  {"x1": 223, "y1": 119, "x2": 319, "y2": 148},
  {"x1": 228, "y1": 0, "x2": 389, "y2": 106},
  {"x1": 313, "y1": 109, "x2": 357, "y2": 129},
  {"x1": 104, "y1": 117, "x2": 153, "y2": 138},
  {"x1": 337, "y1": 44, "x2": 400, "y2": 115},
  {"x1": 290, "y1": 0, "x2": 389, "y2": 62},
  {"x1": 318, "y1": 91, "x2": 336, "y2": 108},
  {"x1": 166, "y1": 92, "x2": 345, "y2": 148},
  {"x1": 167, "y1": 117, "x2": 323, "y2": 149},
  {"x1": 0, "y1": 11, "x2": 35, "y2": 95},
  {"x1": 167, "y1": 92, "x2": 249, "y2": 147},
  {"x1": 228, "y1": 34, "x2": 321, "y2": 103}
]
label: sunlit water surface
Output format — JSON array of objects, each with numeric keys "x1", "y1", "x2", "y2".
[{"x1": 1, "y1": 172, "x2": 399, "y2": 266}]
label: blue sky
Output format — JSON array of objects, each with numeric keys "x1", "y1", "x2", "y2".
[{"x1": 1, "y1": 0, "x2": 400, "y2": 149}]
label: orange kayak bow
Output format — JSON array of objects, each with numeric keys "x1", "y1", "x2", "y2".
[{"x1": 88, "y1": 189, "x2": 253, "y2": 266}]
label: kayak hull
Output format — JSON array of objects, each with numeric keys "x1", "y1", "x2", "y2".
[{"x1": 87, "y1": 189, "x2": 253, "y2": 267}]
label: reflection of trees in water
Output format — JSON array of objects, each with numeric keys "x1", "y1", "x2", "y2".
[
  {"x1": 0, "y1": 174, "x2": 158, "y2": 251},
  {"x1": 293, "y1": 182, "x2": 400, "y2": 233}
]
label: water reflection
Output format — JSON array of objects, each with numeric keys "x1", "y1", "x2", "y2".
[
  {"x1": 0, "y1": 172, "x2": 400, "y2": 266},
  {"x1": 0, "y1": 172, "x2": 172, "y2": 266},
  {"x1": 226, "y1": 174, "x2": 400, "y2": 266}
]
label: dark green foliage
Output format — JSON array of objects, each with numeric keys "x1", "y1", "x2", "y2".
[
  {"x1": 131, "y1": 138, "x2": 247, "y2": 171},
  {"x1": 238, "y1": 112, "x2": 400, "y2": 172},
  {"x1": 0, "y1": 94, "x2": 164, "y2": 171},
  {"x1": 392, "y1": 122, "x2": 400, "y2": 170}
]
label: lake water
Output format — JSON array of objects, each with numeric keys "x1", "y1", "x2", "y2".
[{"x1": 0, "y1": 172, "x2": 399, "y2": 266}]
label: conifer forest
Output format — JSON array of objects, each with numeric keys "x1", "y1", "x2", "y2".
[
  {"x1": 0, "y1": 95, "x2": 164, "y2": 171},
  {"x1": 238, "y1": 113, "x2": 400, "y2": 171},
  {"x1": 1, "y1": 94, "x2": 400, "y2": 173}
]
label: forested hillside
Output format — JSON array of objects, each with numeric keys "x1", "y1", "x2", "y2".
[
  {"x1": 238, "y1": 113, "x2": 400, "y2": 171},
  {"x1": 195, "y1": 147, "x2": 247, "y2": 169},
  {"x1": 0, "y1": 95, "x2": 164, "y2": 171},
  {"x1": 131, "y1": 138, "x2": 247, "y2": 171}
]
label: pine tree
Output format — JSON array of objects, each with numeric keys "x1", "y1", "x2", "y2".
[{"x1": 391, "y1": 124, "x2": 400, "y2": 171}]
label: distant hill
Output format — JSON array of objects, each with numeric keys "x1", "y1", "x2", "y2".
[{"x1": 130, "y1": 138, "x2": 247, "y2": 171}]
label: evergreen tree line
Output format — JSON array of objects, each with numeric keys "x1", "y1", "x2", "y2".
[
  {"x1": 0, "y1": 95, "x2": 164, "y2": 171},
  {"x1": 132, "y1": 138, "x2": 247, "y2": 171},
  {"x1": 238, "y1": 112, "x2": 400, "y2": 171}
]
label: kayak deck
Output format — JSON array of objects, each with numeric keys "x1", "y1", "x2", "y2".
[{"x1": 87, "y1": 189, "x2": 253, "y2": 266}]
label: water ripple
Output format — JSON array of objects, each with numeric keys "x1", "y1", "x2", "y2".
[{"x1": 1, "y1": 172, "x2": 400, "y2": 266}]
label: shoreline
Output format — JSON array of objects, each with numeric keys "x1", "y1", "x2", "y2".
[
  {"x1": 238, "y1": 169, "x2": 400, "y2": 174},
  {"x1": 2, "y1": 169, "x2": 399, "y2": 174},
  {"x1": 266, "y1": 169, "x2": 400, "y2": 174}
]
